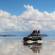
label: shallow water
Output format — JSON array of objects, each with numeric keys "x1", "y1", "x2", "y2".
[{"x1": 0, "y1": 37, "x2": 55, "y2": 55}]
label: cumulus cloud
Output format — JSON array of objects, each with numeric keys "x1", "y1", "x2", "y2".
[
  {"x1": 18, "y1": 5, "x2": 55, "y2": 31},
  {"x1": 0, "y1": 5, "x2": 55, "y2": 32},
  {"x1": 0, "y1": 10, "x2": 10, "y2": 16},
  {"x1": 0, "y1": 10, "x2": 17, "y2": 32}
]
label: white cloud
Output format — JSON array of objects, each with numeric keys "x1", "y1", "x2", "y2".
[
  {"x1": 0, "y1": 5, "x2": 55, "y2": 32},
  {"x1": 0, "y1": 10, "x2": 10, "y2": 17},
  {"x1": 18, "y1": 5, "x2": 55, "y2": 31},
  {"x1": 0, "y1": 10, "x2": 17, "y2": 32}
]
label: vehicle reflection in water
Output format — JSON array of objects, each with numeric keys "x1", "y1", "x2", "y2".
[{"x1": 30, "y1": 43, "x2": 42, "y2": 53}]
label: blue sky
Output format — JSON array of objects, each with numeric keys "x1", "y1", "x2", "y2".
[{"x1": 0, "y1": 0, "x2": 55, "y2": 15}]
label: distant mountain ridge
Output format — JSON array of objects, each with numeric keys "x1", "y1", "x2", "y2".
[{"x1": 0, "y1": 31, "x2": 31, "y2": 36}]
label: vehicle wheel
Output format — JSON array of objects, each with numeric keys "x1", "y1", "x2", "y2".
[
  {"x1": 23, "y1": 37, "x2": 28, "y2": 41},
  {"x1": 38, "y1": 37, "x2": 42, "y2": 40}
]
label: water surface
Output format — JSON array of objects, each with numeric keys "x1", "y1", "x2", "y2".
[{"x1": 0, "y1": 36, "x2": 55, "y2": 55}]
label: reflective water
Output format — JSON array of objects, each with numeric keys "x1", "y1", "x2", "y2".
[{"x1": 0, "y1": 37, "x2": 55, "y2": 55}]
